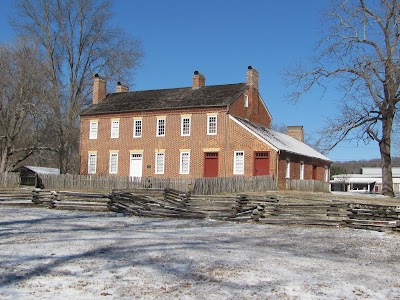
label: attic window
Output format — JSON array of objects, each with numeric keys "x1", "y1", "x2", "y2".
[{"x1": 244, "y1": 95, "x2": 249, "y2": 107}]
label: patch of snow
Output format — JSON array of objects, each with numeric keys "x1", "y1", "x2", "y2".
[{"x1": 0, "y1": 206, "x2": 399, "y2": 299}]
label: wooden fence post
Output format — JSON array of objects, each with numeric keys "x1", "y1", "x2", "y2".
[
  {"x1": 49, "y1": 191, "x2": 57, "y2": 208},
  {"x1": 32, "y1": 190, "x2": 40, "y2": 204}
]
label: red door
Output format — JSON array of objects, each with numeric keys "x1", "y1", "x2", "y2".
[
  {"x1": 204, "y1": 153, "x2": 218, "y2": 177},
  {"x1": 312, "y1": 165, "x2": 317, "y2": 180},
  {"x1": 253, "y1": 152, "x2": 270, "y2": 176}
]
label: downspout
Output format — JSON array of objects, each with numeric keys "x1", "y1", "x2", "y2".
[{"x1": 225, "y1": 104, "x2": 230, "y2": 179}]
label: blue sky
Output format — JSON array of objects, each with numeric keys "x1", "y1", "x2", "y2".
[{"x1": 0, "y1": 0, "x2": 383, "y2": 162}]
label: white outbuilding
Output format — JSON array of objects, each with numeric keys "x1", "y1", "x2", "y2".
[{"x1": 330, "y1": 167, "x2": 400, "y2": 193}]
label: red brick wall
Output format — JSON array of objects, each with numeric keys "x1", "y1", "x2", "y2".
[
  {"x1": 229, "y1": 86, "x2": 271, "y2": 127},
  {"x1": 80, "y1": 108, "x2": 329, "y2": 189},
  {"x1": 80, "y1": 108, "x2": 277, "y2": 179},
  {"x1": 225, "y1": 116, "x2": 278, "y2": 176},
  {"x1": 81, "y1": 108, "x2": 230, "y2": 178},
  {"x1": 277, "y1": 152, "x2": 330, "y2": 189}
]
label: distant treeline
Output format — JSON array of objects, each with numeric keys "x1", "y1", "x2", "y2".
[{"x1": 331, "y1": 157, "x2": 400, "y2": 175}]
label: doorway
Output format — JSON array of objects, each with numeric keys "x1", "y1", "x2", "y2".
[
  {"x1": 130, "y1": 153, "x2": 143, "y2": 177},
  {"x1": 204, "y1": 152, "x2": 218, "y2": 177},
  {"x1": 253, "y1": 151, "x2": 270, "y2": 176}
]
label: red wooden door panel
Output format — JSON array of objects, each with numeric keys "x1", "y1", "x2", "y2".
[
  {"x1": 204, "y1": 153, "x2": 218, "y2": 177},
  {"x1": 253, "y1": 152, "x2": 270, "y2": 176},
  {"x1": 312, "y1": 165, "x2": 317, "y2": 180}
]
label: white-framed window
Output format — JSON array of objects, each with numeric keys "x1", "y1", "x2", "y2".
[
  {"x1": 109, "y1": 152, "x2": 119, "y2": 174},
  {"x1": 88, "y1": 153, "x2": 97, "y2": 174},
  {"x1": 155, "y1": 152, "x2": 165, "y2": 174},
  {"x1": 300, "y1": 161, "x2": 304, "y2": 180},
  {"x1": 181, "y1": 116, "x2": 191, "y2": 136},
  {"x1": 324, "y1": 166, "x2": 329, "y2": 182},
  {"x1": 207, "y1": 115, "x2": 217, "y2": 135},
  {"x1": 89, "y1": 121, "x2": 98, "y2": 139},
  {"x1": 133, "y1": 119, "x2": 142, "y2": 138},
  {"x1": 111, "y1": 119, "x2": 120, "y2": 138},
  {"x1": 244, "y1": 95, "x2": 249, "y2": 108},
  {"x1": 157, "y1": 117, "x2": 166, "y2": 137},
  {"x1": 285, "y1": 158, "x2": 291, "y2": 179},
  {"x1": 180, "y1": 151, "x2": 190, "y2": 174},
  {"x1": 233, "y1": 151, "x2": 244, "y2": 175}
]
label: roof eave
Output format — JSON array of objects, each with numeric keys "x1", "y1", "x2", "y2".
[
  {"x1": 80, "y1": 104, "x2": 229, "y2": 117},
  {"x1": 278, "y1": 149, "x2": 332, "y2": 163}
]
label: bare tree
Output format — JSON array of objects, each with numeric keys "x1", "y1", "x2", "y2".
[
  {"x1": 13, "y1": 0, "x2": 143, "y2": 173},
  {"x1": 286, "y1": 0, "x2": 399, "y2": 197},
  {"x1": 271, "y1": 123, "x2": 288, "y2": 134},
  {"x1": 0, "y1": 39, "x2": 57, "y2": 172}
]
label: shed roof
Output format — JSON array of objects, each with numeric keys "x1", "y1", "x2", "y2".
[
  {"x1": 81, "y1": 83, "x2": 249, "y2": 116},
  {"x1": 362, "y1": 167, "x2": 400, "y2": 176},
  {"x1": 231, "y1": 116, "x2": 331, "y2": 162},
  {"x1": 15, "y1": 166, "x2": 60, "y2": 175}
]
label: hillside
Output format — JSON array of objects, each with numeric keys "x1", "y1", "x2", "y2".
[{"x1": 331, "y1": 157, "x2": 400, "y2": 174}]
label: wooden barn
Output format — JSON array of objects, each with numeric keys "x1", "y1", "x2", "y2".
[{"x1": 13, "y1": 166, "x2": 60, "y2": 188}]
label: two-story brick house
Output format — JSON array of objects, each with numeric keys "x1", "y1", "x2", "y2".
[{"x1": 80, "y1": 66, "x2": 331, "y2": 188}]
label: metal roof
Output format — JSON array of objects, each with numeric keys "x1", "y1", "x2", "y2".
[
  {"x1": 231, "y1": 116, "x2": 331, "y2": 162},
  {"x1": 21, "y1": 166, "x2": 60, "y2": 175}
]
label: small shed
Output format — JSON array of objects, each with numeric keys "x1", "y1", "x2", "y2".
[{"x1": 13, "y1": 166, "x2": 60, "y2": 188}]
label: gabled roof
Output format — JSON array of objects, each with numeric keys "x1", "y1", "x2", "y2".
[
  {"x1": 81, "y1": 83, "x2": 249, "y2": 116},
  {"x1": 231, "y1": 116, "x2": 331, "y2": 162}
]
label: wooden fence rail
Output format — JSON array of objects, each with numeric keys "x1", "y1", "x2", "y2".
[
  {"x1": 2, "y1": 187, "x2": 398, "y2": 232},
  {"x1": 251, "y1": 202, "x2": 349, "y2": 226}
]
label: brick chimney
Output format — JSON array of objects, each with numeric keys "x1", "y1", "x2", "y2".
[
  {"x1": 246, "y1": 66, "x2": 259, "y2": 90},
  {"x1": 287, "y1": 126, "x2": 304, "y2": 142},
  {"x1": 116, "y1": 81, "x2": 129, "y2": 93},
  {"x1": 93, "y1": 74, "x2": 106, "y2": 104},
  {"x1": 192, "y1": 71, "x2": 205, "y2": 89}
]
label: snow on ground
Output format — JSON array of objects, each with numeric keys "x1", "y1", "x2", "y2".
[{"x1": 0, "y1": 206, "x2": 399, "y2": 300}]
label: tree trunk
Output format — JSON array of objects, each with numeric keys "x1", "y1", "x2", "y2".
[
  {"x1": 0, "y1": 145, "x2": 7, "y2": 173},
  {"x1": 379, "y1": 114, "x2": 395, "y2": 197},
  {"x1": 58, "y1": 143, "x2": 66, "y2": 174}
]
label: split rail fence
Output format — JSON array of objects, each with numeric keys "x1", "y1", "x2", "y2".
[{"x1": 1, "y1": 187, "x2": 399, "y2": 232}]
